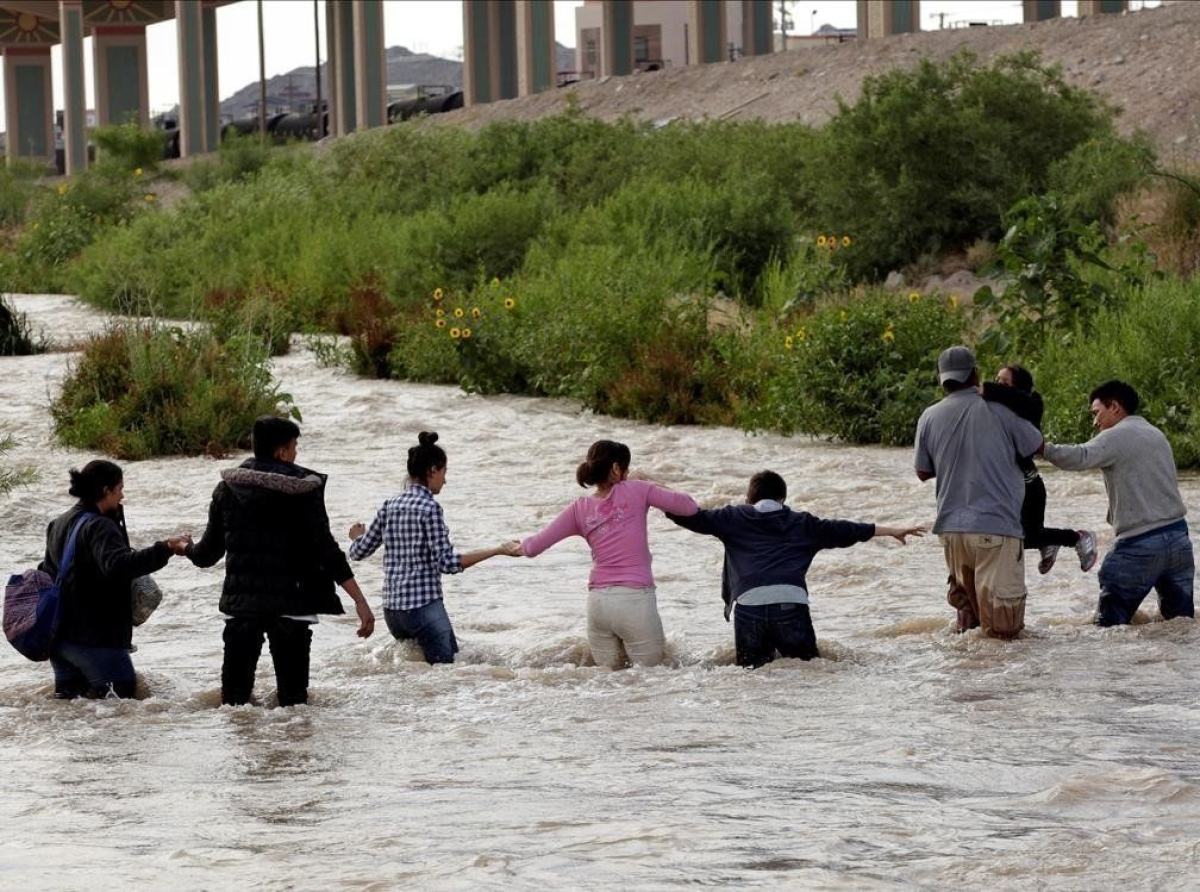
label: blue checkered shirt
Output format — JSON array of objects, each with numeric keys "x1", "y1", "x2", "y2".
[{"x1": 348, "y1": 484, "x2": 462, "y2": 611}]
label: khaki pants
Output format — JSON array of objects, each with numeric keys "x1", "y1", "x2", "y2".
[
  {"x1": 940, "y1": 533, "x2": 1027, "y2": 639},
  {"x1": 586, "y1": 586, "x2": 665, "y2": 668}
]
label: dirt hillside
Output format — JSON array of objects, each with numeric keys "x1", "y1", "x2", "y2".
[{"x1": 437, "y1": 1, "x2": 1200, "y2": 168}]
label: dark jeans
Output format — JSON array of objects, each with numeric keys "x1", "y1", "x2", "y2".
[
  {"x1": 222, "y1": 616, "x2": 313, "y2": 707},
  {"x1": 1022, "y1": 477, "x2": 1081, "y2": 550},
  {"x1": 1095, "y1": 521, "x2": 1194, "y2": 626},
  {"x1": 50, "y1": 641, "x2": 137, "y2": 699},
  {"x1": 733, "y1": 602, "x2": 818, "y2": 669},
  {"x1": 384, "y1": 600, "x2": 458, "y2": 664}
]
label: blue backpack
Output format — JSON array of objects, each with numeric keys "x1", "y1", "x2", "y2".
[{"x1": 3, "y1": 513, "x2": 95, "y2": 661}]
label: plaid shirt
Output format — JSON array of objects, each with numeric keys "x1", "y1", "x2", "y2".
[{"x1": 348, "y1": 484, "x2": 462, "y2": 610}]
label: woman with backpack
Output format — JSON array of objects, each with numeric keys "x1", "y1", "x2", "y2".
[{"x1": 40, "y1": 460, "x2": 189, "y2": 699}]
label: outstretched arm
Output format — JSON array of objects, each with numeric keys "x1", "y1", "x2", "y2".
[
  {"x1": 874, "y1": 525, "x2": 926, "y2": 544},
  {"x1": 462, "y1": 541, "x2": 522, "y2": 568}
]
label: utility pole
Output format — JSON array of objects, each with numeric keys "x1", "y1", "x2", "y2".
[
  {"x1": 257, "y1": 0, "x2": 267, "y2": 143},
  {"x1": 313, "y1": 0, "x2": 324, "y2": 138},
  {"x1": 777, "y1": 0, "x2": 793, "y2": 51}
]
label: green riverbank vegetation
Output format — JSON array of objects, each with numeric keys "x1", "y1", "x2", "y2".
[{"x1": 2, "y1": 51, "x2": 1198, "y2": 464}]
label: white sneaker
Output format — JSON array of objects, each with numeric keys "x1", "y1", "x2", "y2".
[
  {"x1": 1037, "y1": 545, "x2": 1059, "y2": 575},
  {"x1": 1076, "y1": 530, "x2": 1098, "y2": 572}
]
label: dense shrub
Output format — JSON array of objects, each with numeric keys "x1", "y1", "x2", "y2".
[
  {"x1": 0, "y1": 161, "x2": 42, "y2": 226},
  {"x1": 11, "y1": 166, "x2": 148, "y2": 291},
  {"x1": 973, "y1": 193, "x2": 1158, "y2": 354},
  {"x1": 813, "y1": 50, "x2": 1123, "y2": 278},
  {"x1": 91, "y1": 123, "x2": 169, "y2": 172},
  {"x1": 51, "y1": 322, "x2": 297, "y2": 459},
  {"x1": 757, "y1": 290, "x2": 968, "y2": 445},
  {"x1": 1033, "y1": 278, "x2": 1200, "y2": 468}
]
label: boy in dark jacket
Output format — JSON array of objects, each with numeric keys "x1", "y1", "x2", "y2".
[
  {"x1": 185, "y1": 416, "x2": 375, "y2": 706},
  {"x1": 668, "y1": 471, "x2": 923, "y2": 668}
]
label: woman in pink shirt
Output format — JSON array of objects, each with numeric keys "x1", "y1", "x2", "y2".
[{"x1": 518, "y1": 440, "x2": 698, "y2": 668}]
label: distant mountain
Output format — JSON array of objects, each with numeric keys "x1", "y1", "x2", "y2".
[{"x1": 219, "y1": 43, "x2": 576, "y2": 120}]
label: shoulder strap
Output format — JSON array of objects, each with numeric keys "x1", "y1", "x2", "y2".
[{"x1": 56, "y1": 512, "x2": 99, "y2": 586}]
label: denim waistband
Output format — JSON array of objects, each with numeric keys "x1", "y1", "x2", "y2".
[{"x1": 1121, "y1": 519, "x2": 1188, "y2": 544}]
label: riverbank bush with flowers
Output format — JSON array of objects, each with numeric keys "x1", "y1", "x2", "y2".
[{"x1": 4, "y1": 50, "x2": 1200, "y2": 462}]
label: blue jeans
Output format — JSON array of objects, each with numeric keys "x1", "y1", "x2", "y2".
[
  {"x1": 385, "y1": 600, "x2": 458, "y2": 664},
  {"x1": 733, "y1": 602, "x2": 818, "y2": 669},
  {"x1": 1096, "y1": 521, "x2": 1195, "y2": 626},
  {"x1": 51, "y1": 641, "x2": 137, "y2": 699}
]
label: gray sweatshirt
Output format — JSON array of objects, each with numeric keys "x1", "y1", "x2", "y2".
[{"x1": 1043, "y1": 415, "x2": 1187, "y2": 539}]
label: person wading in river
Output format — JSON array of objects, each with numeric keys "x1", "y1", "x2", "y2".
[{"x1": 914, "y1": 346, "x2": 1043, "y2": 639}]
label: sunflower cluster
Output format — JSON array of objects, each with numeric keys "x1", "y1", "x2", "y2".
[{"x1": 430, "y1": 287, "x2": 517, "y2": 341}]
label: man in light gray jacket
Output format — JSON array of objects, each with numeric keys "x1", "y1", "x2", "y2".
[{"x1": 1041, "y1": 380, "x2": 1194, "y2": 626}]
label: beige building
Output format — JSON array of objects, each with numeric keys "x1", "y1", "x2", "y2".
[{"x1": 574, "y1": 0, "x2": 753, "y2": 78}]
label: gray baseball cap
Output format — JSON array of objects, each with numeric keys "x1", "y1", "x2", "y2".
[{"x1": 937, "y1": 346, "x2": 977, "y2": 384}]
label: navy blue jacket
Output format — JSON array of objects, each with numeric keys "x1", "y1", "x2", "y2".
[{"x1": 668, "y1": 504, "x2": 874, "y2": 620}]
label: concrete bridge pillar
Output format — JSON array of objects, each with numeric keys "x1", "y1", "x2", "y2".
[{"x1": 856, "y1": 0, "x2": 921, "y2": 39}]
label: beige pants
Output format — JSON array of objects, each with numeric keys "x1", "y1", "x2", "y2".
[
  {"x1": 941, "y1": 533, "x2": 1027, "y2": 639},
  {"x1": 586, "y1": 586, "x2": 665, "y2": 668}
]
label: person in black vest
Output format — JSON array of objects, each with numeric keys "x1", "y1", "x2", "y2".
[
  {"x1": 184, "y1": 416, "x2": 375, "y2": 706},
  {"x1": 41, "y1": 459, "x2": 190, "y2": 699}
]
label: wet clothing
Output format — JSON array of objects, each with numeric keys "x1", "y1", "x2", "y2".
[
  {"x1": 669, "y1": 501, "x2": 875, "y2": 618},
  {"x1": 349, "y1": 483, "x2": 462, "y2": 612},
  {"x1": 981, "y1": 382, "x2": 1080, "y2": 551},
  {"x1": 1095, "y1": 521, "x2": 1194, "y2": 625},
  {"x1": 521, "y1": 480, "x2": 698, "y2": 589},
  {"x1": 222, "y1": 616, "x2": 313, "y2": 707},
  {"x1": 1043, "y1": 415, "x2": 1193, "y2": 625},
  {"x1": 1043, "y1": 416, "x2": 1187, "y2": 539},
  {"x1": 40, "y1": 504, "x2": 172, "y2": 650},
  {"x1": 383, "y1": 601, "x2": 459, "y2": 664},
  {"x1": 186, "y1": 457, "x2": 355, "y2": 705},
  {"x1": 186, "y1": 458, "x2": 352, "y2": 617},
  {"x1": 733, "y1": 603, "x2": 818, "y2": 668},
  {"x1": 522, "y1": 479, "x2": 697, "y2": 668},
  {"x1": 40, "y1": 503, "x2": 171, "y2": 699},
  {"x1": 349, "y1": 483, "x2": 465, "y2": 664},
  {"x1": 915, "y1": 388, "x2": 1041, "y2": 638},
  {"x1": 915, "y1": 389, "x2": 1043, "y2": 539},
  {"x1": 586, "y1": 586, "x2": 665, "y2": 668},
  {"x1": 669, "y1": 500, "x2": 875, "y2": 667}
]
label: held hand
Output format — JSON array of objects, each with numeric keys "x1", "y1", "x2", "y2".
[
  {"x1": 499, "y1": 540, "x2": 523, "y2": 557},
  {"x1": 165, "y1": 534, "x2": 192, "y2": 556},
  {"x1": 348, "y1": 522, "x2": 366, "y2": 541},
  {"x1": 354, "y1": 600, "x2": 375, "y2": 638}
]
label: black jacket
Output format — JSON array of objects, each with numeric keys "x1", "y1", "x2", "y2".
[
  {"x1": 186, "y1": 458, "x2": 353, "y2": 617},
  {"x1": 981, "y1": 382, "x2": 1045, "y2": 474},
  {"x1": 40, "y1": 503, "x2": 172, "y2": 649}
]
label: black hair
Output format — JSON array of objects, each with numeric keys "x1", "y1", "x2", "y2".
[
  {"x1": 576, "y1": 440, "x2": 631, "y2": 488},
  {"x1": 747, "y1": 470, "x2": 787, "y2": 504},
  {"x1": 68, "y1": 459, "x2": 123, "y2": 505},
  {"x1": 252, "y1": 415, "x2": 301, "y2": 460},
  {"x1": 942, "y1": 367, "x2": 980, "y2": 393},
  {"x1": 408, "y1": 431, "x2": 447, "y2": 483},
  {"x1": 1001, "y1": 363, "x2": 1035, "y2": 394},
  {"x1": 1089, "y1": 380, "x2": 1139, "y2": 416}
]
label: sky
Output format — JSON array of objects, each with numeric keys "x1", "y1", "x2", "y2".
[{"x1": 9, "y1": 0, "x2": 1166, "y2": 120}]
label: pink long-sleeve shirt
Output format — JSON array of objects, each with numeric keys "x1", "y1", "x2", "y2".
[{"x1": 521, "y1": 479, "x2": 699, "y2": 589}]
